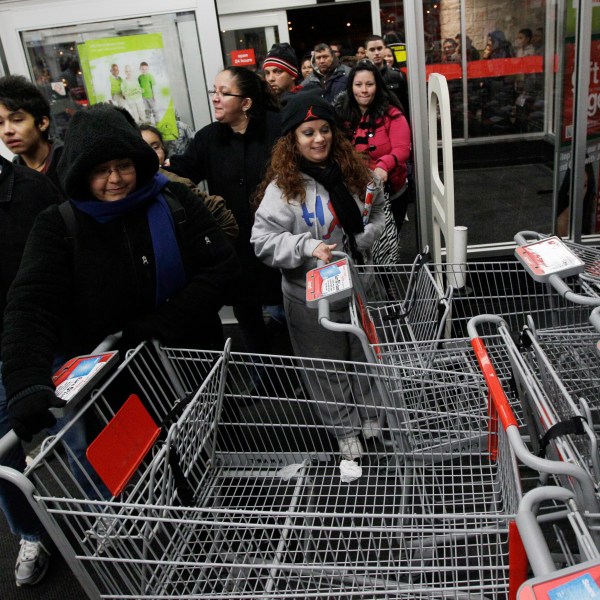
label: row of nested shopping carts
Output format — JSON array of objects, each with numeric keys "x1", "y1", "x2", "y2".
[{"x1": 0, "y1": 231, "x2": 599, "y2": 599}]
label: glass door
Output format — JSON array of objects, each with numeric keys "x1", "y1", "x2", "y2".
[{"x1": 219, "y1": 11, "x2": 289, "y2": 71}]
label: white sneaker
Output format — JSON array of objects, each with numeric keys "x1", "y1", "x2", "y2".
[
  {"x1": 338, "y1": 435, "x2": 364, "y2": 460},
  {"x1": 362, "y1": 418, "x2": 382, "y2": 440},
  {"x1": 15, "y1": 539, "x2": 50, "y2": 587}
]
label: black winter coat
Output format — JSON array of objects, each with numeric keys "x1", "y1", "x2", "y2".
[
  {"x1": 0, "y1": 156, "x2": 63, "y2": 338},
  {"x1": 1, "y1": 181, "x2": 240, "y2": 398},
  {"x1": 168, "y1": 111, "x2": 282, "y2": 304}
]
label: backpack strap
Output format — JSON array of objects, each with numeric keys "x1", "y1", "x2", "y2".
[
  {"x1": 163, "y1": 187, "x2": 187, "y2": 225},
  {"x1": 58, "y1": 201, "x2": 77, "y2": 241}
]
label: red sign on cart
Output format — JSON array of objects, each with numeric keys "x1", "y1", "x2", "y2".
[{"x1": 86, "y1": 394, "x2": 160, "y2": 497}]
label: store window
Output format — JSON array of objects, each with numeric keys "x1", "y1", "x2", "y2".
[
  {"x1": 380, "y1": 0, "x2": 549, "y2": 142},
  {"x1": 20, "y1": 12, "x2": 202, "y2": 150}
]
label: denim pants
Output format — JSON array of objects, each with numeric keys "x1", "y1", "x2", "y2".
[{"x1": 0, "y1": 361, "x2": 100, "y2": 542}]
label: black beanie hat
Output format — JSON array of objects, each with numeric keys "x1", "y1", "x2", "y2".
[
  {"x1": 281, "y1": 93, "x2": 336, "y2": 135},
  {"x1": 263, "y1": 43, "x2": 299, "y2": 78},
  {"x1": 58, "y1": 105, "x2": 159, "y2": 199}
]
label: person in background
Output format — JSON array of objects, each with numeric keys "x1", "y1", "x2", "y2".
[
  {"x1": 0, "y1": 154, "x2": 63, "y2": 589},
  {"x1": 301, "y1": 43, "x2": 348, "y2": 103},
  {"x1": 300, "y1": 54, "x2": 313, "y2": 81},
  {"x1": 482, "y1": 30, "x2": 514, "y2": 59},
  {"x1": 329, "y1": 41, "x2": 351, "y2": 75},
  {"x1": 364, "y1": 34, "x2": 410, "y2": 122},
  {"x1": 140, "y1": 123, "x2": 238, "y2": 242},
  {"x1": 262, "y1": 43, "x2": 302, "y2": 103},
  {"x1": 0, "y1": 74, "x2": 64, "y2": 190},
  {"x1": 382, "y1": 47, "x2": 398, "y2": 69},
  {"x1": 441, "y1": 38, "x2": 459, "y2": 63},
  {"x1": 515, "y1": 28, "x2": 535, "y2": 58},
  {"x1": 355, "y1": 46, "x2": 367, "y2": 60},
  {"x1": 454, "y1": 34, "x2": 480, "y2": 61},
  {"x1": 251, "y1": 94, "x2": 385, "y2": 461},
  {"x1": 335, "y1": 59, "x2": 411, "y2": 258},
  {"x1": 168, "y1": 67, "x2": 282, "y2": 355},
  {"x1": 329, "y1": 41, "x2": 343, "y2": 60}
]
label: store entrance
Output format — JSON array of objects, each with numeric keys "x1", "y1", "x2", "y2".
[{"x1": 287, "y1": 2, "x2": 372, "y2": 63}]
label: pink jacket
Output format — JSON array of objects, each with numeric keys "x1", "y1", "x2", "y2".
[{"x1": 352, "y1": 106, "x2": 411, "y2": 195}]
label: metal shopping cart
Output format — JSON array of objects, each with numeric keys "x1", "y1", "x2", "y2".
[
  {"x1": 0, "y1": 338, "x2": 527, "y2": 599},
  {"x1": 311, "y1": 250, "x2": 596, "y2": 372},
  {"x1": 468, "y1": 315, "x2": 600, "y2": 555}
]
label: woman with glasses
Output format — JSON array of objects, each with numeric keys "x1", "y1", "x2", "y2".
[
  {"x1": 1, "y1": 105, "x2": 240, "y2": 444},
  {"x1": 168, "y1": 66, "x2": 283, "y2": 356},
  {"x1": 334, "y1": 59, "x2": 411, "y2": 262}
]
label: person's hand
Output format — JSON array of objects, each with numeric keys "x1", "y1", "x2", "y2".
[
  {"x1": 312, "y1": 242, "x2": 337, "y2": 263},
  {"x1": 8, "y1": 387, "x2": 66, "y2": 442},
  {"x1": 374, "y1": 167, "x2": 388, "y2": 183}
]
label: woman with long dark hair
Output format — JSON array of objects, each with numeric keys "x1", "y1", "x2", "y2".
[
  {"x1": 251, "y1": 94, "x2": 385, "y2": 461},
  {"x1": 168, "y1": 66, "x2": 282, "y2": 354},
  {"x1": 335, "y1": 59, "x2": 411, "y2": 261}
]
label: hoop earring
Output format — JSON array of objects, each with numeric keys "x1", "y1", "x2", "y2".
[{"x1": 243, "y1": 110, "x2": 248, "y2": 120}]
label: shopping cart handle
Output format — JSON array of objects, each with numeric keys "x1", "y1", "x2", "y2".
[
  {"x1": 92, "y1": 331, "x2": 122, "y2": 353},
  {"x1": 514, "y1": 230, "x2": 543, "y2": 246},
  {"x1": 516, "y1": 486, "x2": 575, "y2": 577}
]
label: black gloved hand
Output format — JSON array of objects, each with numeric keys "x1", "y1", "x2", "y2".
[{"x1": 7, "y1": 386, "x2": 67, "y2": 442}]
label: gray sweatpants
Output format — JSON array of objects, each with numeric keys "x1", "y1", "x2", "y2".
[{"x1": 284, "y1": 296, "x2": 379, "y2": 439}]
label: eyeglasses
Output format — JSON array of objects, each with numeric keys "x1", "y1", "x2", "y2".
[
  {"x1": 90, "y1": 160, "x2": 135, "y2": 181},
  {"x1": 208, "y1": 90, "x2": 245, "y2": 99}
]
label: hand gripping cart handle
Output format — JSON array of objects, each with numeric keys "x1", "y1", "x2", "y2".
[
  {"x1": 306, "y1": 250, "x2": 379, "y2": 363},
  {"x1": 514, "y1": 230, "x2": 600, "y2": 307},
  {"x1": 0, "y1": 331, "x2": 122, "y2": 454}
]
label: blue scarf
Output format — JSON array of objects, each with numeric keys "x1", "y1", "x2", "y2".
[{"x1": 71, "y1": 173, "x2": 187, "y2": 307}]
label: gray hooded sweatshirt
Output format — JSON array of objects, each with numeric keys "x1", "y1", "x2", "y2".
[{"x1": 251, "y1": 174, "x2": 385, "y2": 304}]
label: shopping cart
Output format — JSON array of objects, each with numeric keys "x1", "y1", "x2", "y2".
[
  {"x1": 0, "y1": 338, "x2": 527, "y2": 599},
  {"x1": 312, "y1": 250, "x2": 595, "y2": 372},
  {"x1": 468, "y1": 315, "x2": 600, "y2": 543},
  {"x1": 514, "y1": 230, "x2": 600, "y2": 308}
]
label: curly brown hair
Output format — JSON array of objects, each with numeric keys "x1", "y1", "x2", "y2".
[{"x1": 254, "y1": 125, "x2": 372, "y2": 206}]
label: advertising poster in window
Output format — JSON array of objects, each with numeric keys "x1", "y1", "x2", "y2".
[{"x1": 77, "y1": 34, "x2": 178, "y2": 140}]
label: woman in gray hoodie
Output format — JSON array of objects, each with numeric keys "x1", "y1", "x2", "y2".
[{"x1": 251, "y1": 93, "x2": 385, "y2": 461}]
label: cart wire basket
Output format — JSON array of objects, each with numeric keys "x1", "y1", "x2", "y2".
[{"x1": 0, "y1": 339, "x2": 528, "y2": 599}]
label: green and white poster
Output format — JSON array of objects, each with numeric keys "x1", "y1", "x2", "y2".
[{"x1": 78, "y1": 33, "x2": 178, "y2": 140}]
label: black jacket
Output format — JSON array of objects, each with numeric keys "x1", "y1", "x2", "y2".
[
  {"x1": 1, "y1": 181, "x2": 240, "y2": 398},
  {"x1": 380, "y1": 66, "x2": 410, "y2": 123},
  {"x1": 0, "y1": 156, "x2": 63, "y2": 338},
  {"x1": 301, "y1": 65, "x2": 348, "y2": 103},
  {"x1": 168, "y1": 111, "x2": 283, "y2": 304}
]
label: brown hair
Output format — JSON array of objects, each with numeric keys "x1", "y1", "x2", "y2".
[{"x1": 254, "y1": 125, "x2": 371, "y2": 207}]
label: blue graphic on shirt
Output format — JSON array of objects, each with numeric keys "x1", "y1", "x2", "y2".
[{"x1": 302, "y1": 195, "x2": 340, "y2": 241}]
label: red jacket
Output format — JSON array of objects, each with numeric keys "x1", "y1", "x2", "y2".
[{"x1": 352, "y1": 106, "x2": 411, "y2": 195}]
